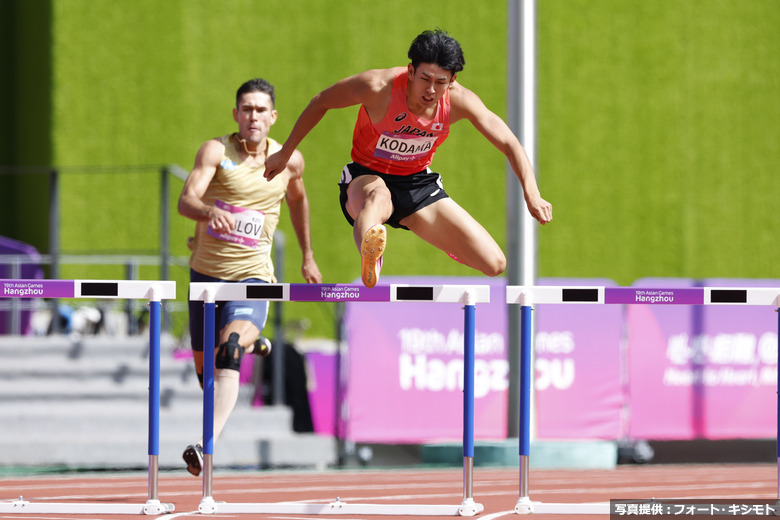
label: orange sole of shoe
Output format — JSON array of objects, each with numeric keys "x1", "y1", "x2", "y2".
[{"x1": 360, "y1": 225, "x2": 386, "y2": 288}]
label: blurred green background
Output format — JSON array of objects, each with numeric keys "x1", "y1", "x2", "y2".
[{"x1": 1, "y1": 0, "x2": 778, "y2": 339}]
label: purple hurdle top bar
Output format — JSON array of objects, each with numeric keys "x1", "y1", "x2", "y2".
[
  {"x1": 289, "y1": 283, "x2": 392, "y2": 302},
  {"x1": 604, "y1": 287, "x2": 704, "y2": 305},
  {"x1": 1, "y1": 279, "x2": 75, "y2": 298}
]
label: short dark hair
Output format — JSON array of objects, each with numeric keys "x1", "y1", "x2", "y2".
[
  {"x1": 236, "y1": 78, "x2": 275, "y2": 108},
  {"x1": 407, "y1": 29, "x2": 465, "y2": 74}
]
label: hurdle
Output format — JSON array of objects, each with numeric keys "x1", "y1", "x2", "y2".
[
  {"x1": 506, "y1": 285, "x2": 780, "y2": 515},
  {"x1": 0, "y1": 279, "x2": 177, "y2": 515},
  {"x1": 189, "y1": 282, "x2": 490, "y2": 516}
]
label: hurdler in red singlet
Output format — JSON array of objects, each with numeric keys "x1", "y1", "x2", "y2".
[
  {"x1": 345, "y1": 69, "x2": 455, "y2": 286},
  {"x1": 264, "y1": 29, "x2": 553, "y2": 289},
  {"x1": 351, "y1": 70, "x2": 450, "y2": 175}
]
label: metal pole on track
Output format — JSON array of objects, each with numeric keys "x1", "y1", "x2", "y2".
[
  {"x1": 516, "y1": 303, "x2": 533, "y2": 513},
  {"x1": 147, "y1": 299, "x2": 161, "y2": 503},
  {"x1": 457, "y1": 290, "x2": 484, "y2": 517},
  {"x1": 506, "y1": 0, "x2": 539, "y2": 439},
  {"x1": 201, "y1": 300, "x2": 216, "y2": 512},
  {"x1": 142, "y1": 296, "x2": 174, "y2": 515},
  {"x1": 462, "y1": 301, "x2": 476, "y2": 504}
]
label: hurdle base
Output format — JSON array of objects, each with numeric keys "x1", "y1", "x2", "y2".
[
  {"x1": 143, "y1": 499, "x2": 176, "y2": 515},
  {"x1": 0, "y1": 497, "x2": 174, "y2": 515},
  {"x1": 458, "y1": 498, "x2": 484, "y2": 516},
  {"x1": 514, "y1": 499, "x2": 610, "y2": 515},
  {"x1": 199, "y1": 496, "x2": 218, "y2": 515},
  {"x1": 515, "y1": 497, "x2": 533, "y2": 514},
  {"x1": 206, "y1": 499, "x2": 484, "y2": 516}
]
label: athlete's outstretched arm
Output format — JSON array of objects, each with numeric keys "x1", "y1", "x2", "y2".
[
  {"x1": 450, "y1": 85, "x2": 553, "y2": 225},
  {"x1": 264, "y1": 68, "x2": 395, "y2": 181}
]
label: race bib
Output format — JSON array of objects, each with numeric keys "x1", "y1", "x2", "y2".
[
  {"x1": 207, "y1": 200, "x2": 265, "y2": 248},
  {"x1": 373, "y1": 132, "x2": 438, "y2": 162}
]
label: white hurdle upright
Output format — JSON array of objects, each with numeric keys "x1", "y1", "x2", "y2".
[
  {"x1": 0, "y1": 279, "x2": 177, "y2": 515},
  {"x1": 506, "y1": 285, "x2": 780, "y2": 516},
  {"x1": 189, "y1": 282, "x2": 490, "y2": 516}
]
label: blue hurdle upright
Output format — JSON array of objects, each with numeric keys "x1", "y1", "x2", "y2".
[
  {"x1": 0, "y1": 279, "x2": 177, "y2": 516},
  {"x1": 189, "y1": 282, "x2": 490, "y2": 517},
  {"x1": 506, "y1": 285, "x2": 780, "y2": 516}
]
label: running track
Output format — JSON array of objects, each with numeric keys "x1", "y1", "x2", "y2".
[{"x1": 0, "y1": 464, "x2": 776, "y2": 519}]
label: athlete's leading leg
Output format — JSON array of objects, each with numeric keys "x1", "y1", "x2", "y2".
[
  {"x1": 185, "y1": 318, "x2": 261, "y2": 476},
  {"x1": 212, "y1": 320, "x2": 260, "y2": 442},
  {"x1": 401, "y1": 198, "x2": 507, "y2": 277},
  {"x1": 344, "y1": 175, "x2": 394, "y2": 287}
]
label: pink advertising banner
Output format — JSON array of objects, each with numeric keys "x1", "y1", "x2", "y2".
[
  {"x1": 534, "y1": 278, "x2": 624, "y2": 439},
  {"x1": 334, "y1": 276, "x2": 778, "y2": 444},
  {"x1": 342, "y1": 276, "x2": 508, "y2": 443},
  {"x1": 339, "y1": 276, "x2": 625, "y2": 443},
  {"x1": 627, "y1": 278, "x2": 779, "y2": 440}
]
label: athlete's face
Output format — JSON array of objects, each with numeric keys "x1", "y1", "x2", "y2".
[
  {"x1": 233, "y1": 91, "x2": 277, "y2": 146},
  {"x1": 407, "y1": 63, "x2": 455, "y2": 109}
]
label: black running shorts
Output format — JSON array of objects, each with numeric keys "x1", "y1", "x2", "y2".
[{"x1": 338, "y1": 162, "x2": 449, "y2": 230}]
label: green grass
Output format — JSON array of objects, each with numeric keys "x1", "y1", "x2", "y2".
[{"x1": 538, "y1": 0, "x2": 780, "y2": 284}]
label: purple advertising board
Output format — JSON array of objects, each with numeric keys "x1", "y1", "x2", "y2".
[
  {"x1": 342, "y1": 276, "x2": 508, "y2": 443},
  {"x1": 534, "y1": 278, "x2": 624, "y2": 439},
  {"x1": 627, "y1": 278, "x2": 779, "y2": 440}
]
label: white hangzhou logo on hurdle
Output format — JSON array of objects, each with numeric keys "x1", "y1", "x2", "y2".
[
  {"x1": 2, "y1": 281, "x2": 45, "y2": 297},
  {"x1": 634, "y1": 289, "x2": 676, "y2": 304},
  {"x1": 319, "y1": 285, "x2": 361, "y2": 301}
]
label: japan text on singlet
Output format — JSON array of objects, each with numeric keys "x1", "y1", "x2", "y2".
[
  {"x1": 351, "y1": 69, "x2": 450, "y2": 175},
  {"x1": 188, "y1": 134, "x2": 286, "y2": 282}
]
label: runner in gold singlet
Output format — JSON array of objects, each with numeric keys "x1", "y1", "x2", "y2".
[{"x1": 177, "y1": 78, "x2": 322, "y2": 476}]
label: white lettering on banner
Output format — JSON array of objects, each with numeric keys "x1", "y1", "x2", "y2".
[
  {"x1": 760, "y1": 366, "x2": 778, "y2": 385},
  {"x1": 535, "y1": 358, "x2": 575, "y2": 390},
  {"x1": 398, "y1": 353, "x2": 509, "y2": 398},
  {"x1": 397, "y1": 328, "x2": 505, "y2": 356},
  {"x1": 535, "y1": 331, "x2": 575, "y2": 354},
  {"x1": 535, "y1": 330, "x2": 576, "y2": 390},
  {"x1": 709, "y1": 333, "x2": 756, "y2": 364},
  {"x1": 663, "y1": 367, "x2": 698, "y2": 386},
  {"x1": 663, "y1": 366, "x2": 763, "y2": 387},
  {"x1": 758, "y1": 333, "x2": 778, "y2": 364},
  {"x1": 666, "y1": 332, "x2": 778, "y2": 366}
]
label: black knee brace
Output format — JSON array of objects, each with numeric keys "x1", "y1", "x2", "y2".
[{"x1": 215, "y1": 332, "x2": 245, "y2": 371}]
